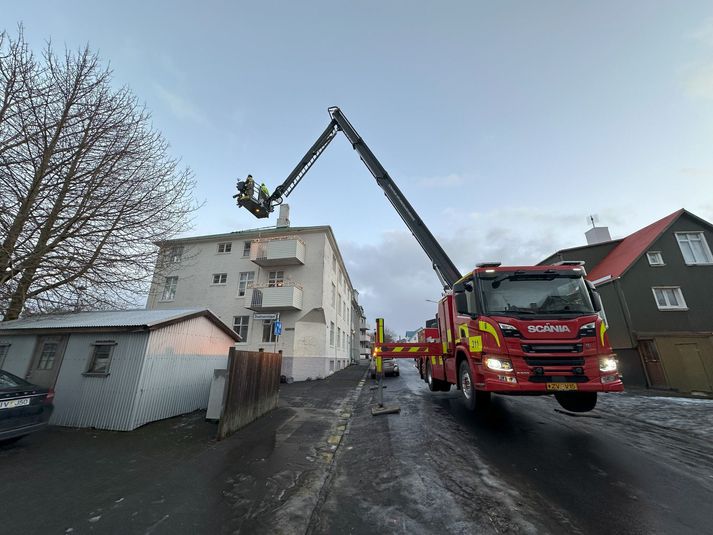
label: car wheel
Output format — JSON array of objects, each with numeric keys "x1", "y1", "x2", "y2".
[{"x1": 555, "y1": 392, "x2": 597, "y2": 413}]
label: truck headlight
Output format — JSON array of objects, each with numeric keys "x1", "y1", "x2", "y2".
[
  {"x1": 599, "y1": 357, "x2": 617, "y2": 372},
  {"x1": 578, "y1": 322, "x2": 596, "y2": 337},
  {"x1": 484, "y1": 357, "x2": 513, "y2": 372},
  {"x1": 498, "y1": 323, "x2": 521, "y2": 338}
]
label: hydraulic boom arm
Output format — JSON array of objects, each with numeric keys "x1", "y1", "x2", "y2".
[{"x1": 236, "y1": 106, "x2": 461, "y2": 289}]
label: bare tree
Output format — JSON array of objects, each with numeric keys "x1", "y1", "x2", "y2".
[{"x1": 0, "y1": 28, "x2": 199, "y2": 320}]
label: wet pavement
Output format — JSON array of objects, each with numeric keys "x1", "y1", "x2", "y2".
[
  {"x1": 0, "y1": 363, "x2": 368, "y2": 534},
  {"x1": 312, "y1": 362, "x2": 713, "y2": 535},
  {"x1": 4, "y1": 361, "x2": 713, "y2": 534}
]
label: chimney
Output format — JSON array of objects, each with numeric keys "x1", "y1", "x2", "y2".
[
  {"x1": 585, "y1": 226, "x2": 612, "y2": 245},
  {"x1": 277, "y1": 204, "x2": 290, "y2": 228}
]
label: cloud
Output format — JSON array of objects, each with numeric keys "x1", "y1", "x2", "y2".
[
  {"x1": 153, "y1": 83, "x2": 209, "y2": 125},
  {"x1": 689, "y1": 17, "x2": 713, "y2": 47}
]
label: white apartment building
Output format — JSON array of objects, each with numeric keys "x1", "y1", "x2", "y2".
[{"x1": 146, "y1": 207, "x2": 362, "y2": 381}]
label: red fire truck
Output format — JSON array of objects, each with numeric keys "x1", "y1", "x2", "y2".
[{"x1": 236, "y1": 107, "x2": 623, "y2": 413}]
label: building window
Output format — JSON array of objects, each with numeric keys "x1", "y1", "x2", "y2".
[
  {"x1": 268, "y1": 271, "x2": 284, "y2": 287},
  {"x1": 329, "y1": 360, "x2": 335, "y2": 372},
  {"x1": 337, "y1": 294, "x2": 342, "y2": 316},
  {"x1": 337, "y1": 327, "x2": 341, "y2": 348},
  {"x1": 676, "y1": 232, "x2": 713, "y2": 265},
  {"x1": 166, "y1": 245, "x2": 183, "y2": 263},
  {"x1": 330, "y1": 322, "x2": 335, "y2": 346},
  {"x1": 652, "y1": 287, "x2": 687, "y2": 310},
  {"x1": 262, "y1": 320, "x2": 276, "y2": 343},
  {"x1": 238, "y1": 271, "x2": 255, "y2": 297},
  {"x1": 212, "y1": 273, "x2": 228, "y2": 285},
  {"x1": 217, "y1": 242, "x2": 232, "y2": 254},
  {"x1": 646, "y1": 251, "x2": 664, "y2": 266},
  {"x1": 86, "y1": 342, "x2": 116, "y2": 374},
  {"x1": 0, "y1": 344, "x2": 10, "y2": 368},
  {"x1": 233, "y1": 316, "x2": 249, "y2": 342},
  {"x1": 331, "y1": 283, "x2": 336, "y2": 307},
  {"x1": 161, "y1": 276, "x2": 178, "y2": 301},
  {"x1": 243, "y1": 241, "x2": 252, "y2": 257}
]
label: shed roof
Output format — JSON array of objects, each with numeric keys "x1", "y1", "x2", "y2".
[{"x1": 0, "y1": 309, "x2": 239, "y2": 340}]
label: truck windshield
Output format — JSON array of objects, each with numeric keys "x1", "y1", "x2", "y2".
[{"x1": 479, "y1": 272, "x2": 595, "y2": 317}]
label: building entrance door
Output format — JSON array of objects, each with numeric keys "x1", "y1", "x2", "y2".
[
  {"x1": 26, "y1": 335, "x2": 68, "y2": 388},
  {"x1": 674, "y1": 343, "x2": 712, "y2": 393},
  {"x1": 638, "y1": 339, "x2": 668, "y2": 389}
]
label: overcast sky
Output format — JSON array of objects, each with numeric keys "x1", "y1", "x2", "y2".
[{"x1": 6, "y1": 1, "x2": 713, "y2": 334}]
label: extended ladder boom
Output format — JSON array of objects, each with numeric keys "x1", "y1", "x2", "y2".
[{"x1": 237, "y1": 106, "x2": 461, "y2": 289}]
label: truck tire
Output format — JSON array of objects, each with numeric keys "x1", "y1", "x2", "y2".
[
  {"x1": 459, "y1": 360, "x2": 488, "y2": 410},
  {"x1": 555, "y1": 392, "x2": 597, "y2": 413},
  {"x1": 426, "y1": 361, "x2": 449, "y2": 392}
]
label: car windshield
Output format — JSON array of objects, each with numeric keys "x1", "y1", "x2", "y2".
[
  {"x1": 479, "y1": 272, "x2": 595, "y2": 317},
  {"x1": 0, "y1": 370, "x2": 30, "y2": 388}
]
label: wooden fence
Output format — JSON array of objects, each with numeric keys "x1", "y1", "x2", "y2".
[{"x1": 217, "y1": 348, "x2": 282, "y2": 440}]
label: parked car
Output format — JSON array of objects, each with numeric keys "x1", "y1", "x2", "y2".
[
  {"x1": 369, "y1": 358, "x2": 399, "y2": 379},
  {"x1": 0, "y1": 370, "x2": 54, "y2": 444}
]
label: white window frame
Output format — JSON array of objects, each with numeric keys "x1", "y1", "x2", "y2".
[
  {"x1": 268, "y1": 271, "x2": 284, "y2": 288},
  {"x1": 329, "y1": 322, "x2": 335, "y2": 346},
  {"x1": 85, "y1": 341, "x2": 117, "y2": 375},
  {"x1": 166, "y1": 245, "x2": 183, "y2": 264},
  {"x1": 237, "y1": 271, "x2": 255, "y2": 297},
  {"x1": 161, "y1": 276, "x2": 178, "y2": 301},
  {"x1": 242, "y1": 241, "x2": 252, "y2": 257},
  {"x1": 233, "y1": 315, "x2": 249, "y2": 343},
  {"x1": 262, "y1": 320, "x2": 276, "y2": 343},
  {"x1": 675, "y1": 232, "x2": 713, "y2": 265},
  {"x1": 212, "y1": 273, "x2": 228, "y2": 285},
  {"x1": 646, "y1": 251, "x2": 665, "y2": 266},
  {"x1": 652, "y1": 286, "x2": 688, "y2": 311},
  {"x1": 217, "y1": 242, "x2": 232, "y2": 254}
]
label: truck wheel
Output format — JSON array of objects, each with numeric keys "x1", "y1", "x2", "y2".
[
  {"x1": 459, "y1": 360, "x2": 485, "y2": 410},
  {"x1": 426, "y1": 361, "x2": 438, "y2": 391},
  {"x1": 555, "y1": 392, "x2": 597, "y2": 413}
]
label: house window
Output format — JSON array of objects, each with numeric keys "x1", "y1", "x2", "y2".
[
  {"x1": 238, "y1": 271, "x2": 255, "y2": 297},
  {"x1": 646, "y1": 251, "x2": 664, "y2": 266},
  {"x1": 233, "y1": 316, "x2": 249, "y2": 342},
  {"x1": 217, "y1": 242, "x2": 232, "y2": 254},
  {"x1": 331, "y1": 283, "x2": 336, "y2": 307},
  {"x1": 212, "y1": 273, "x2": 228, "y2": 285},
  {"x1": 161, "y1": 276, "x2": 178, "y2": 301},
  {"x1": 86, "y1": 342, "x2": 116, "y2": 374},
  {"x1": 243, "y1": 241, "x2": 252, "y2": 257},
  {"x1": 268, "y1": 271, "x2": 284, "y2": 287},
  {"x1": 329, "y1": 360, "x2": 335, "y2": 372},
  {"x1": 0, "y1": 344, "x2": 10, "y2": 368},
  {"x1": 337, "y1": 294, "x2": 342, "y2": 316},
  {"x1": 330, "y1": 322, "x2": 335, "y2": 346},
  {"x1": 652, "y1": 287, "x2": 688, "y2": 310},
  {"x1": 676, "y1": 232, "x2": 713, "y2": 265},
  {"x1": 166, "y1": 245, "x2": 183, "y2": 263},
  {"x1": 262, "y1": 320, "x2": 276, "y2": 343},
  {"x1": 337, "y1": 327, "x2": 341, "y2": 348}
]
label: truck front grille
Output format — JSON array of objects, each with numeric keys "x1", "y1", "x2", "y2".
[{"x1": 521, "y1": 343, "x2": 582, "y2": 354}]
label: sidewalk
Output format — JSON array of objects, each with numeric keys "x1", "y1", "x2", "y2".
[{"x1": 0, "y1": 363, "x2": 368, "y2": 535}]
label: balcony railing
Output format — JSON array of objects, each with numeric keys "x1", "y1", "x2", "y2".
[
  {"x1": 250, "y1": 237, "x2": 306, "y2": 267},
  {"x1": 245, "y1": 281, "x2": 303, "y2": 311}
]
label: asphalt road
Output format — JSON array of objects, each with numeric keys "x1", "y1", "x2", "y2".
[{"x1": 313, "y1": 362, "x2": 713, "y2": 535}]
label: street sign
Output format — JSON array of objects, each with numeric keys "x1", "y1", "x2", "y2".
[
  {"x1": 253, "y1": 313, "x2": 278, "y2": 320},
  {"x1": 273, "y1": 321, "x2": 282, "y2": 336}
]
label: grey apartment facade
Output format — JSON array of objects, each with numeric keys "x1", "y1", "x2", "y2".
[
  {"x1": 146, "y1": 215, "x2": 361, "y2": 381},
  {"x1": 542, "y1": 209, "x2": 713, "y2": 394}
]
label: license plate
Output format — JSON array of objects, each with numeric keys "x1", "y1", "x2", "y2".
[
  {"x1": 546, "y1": 383, "x2": 578, "y2": 391},
  {"x1": 0, "y1": 398, "x2": 31, "y2": 410}
]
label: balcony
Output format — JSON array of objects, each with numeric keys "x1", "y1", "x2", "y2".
[
  {"x1": 245, "y1": 282, "x2": 303, "y2": 311},
  {"x1": 250, "y1": 237, "x2": 306, "y2": 267}
]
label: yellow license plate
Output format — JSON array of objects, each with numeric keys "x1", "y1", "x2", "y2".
[{"x1": 546, "y1": 383, "x2": 578, "y2": 391}]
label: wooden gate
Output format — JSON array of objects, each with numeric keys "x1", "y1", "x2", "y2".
[{"x1": 217, "y1": 348, "x2": 282, "y2": 440}]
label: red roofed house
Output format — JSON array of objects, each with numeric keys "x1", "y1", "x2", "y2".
[{"x1": 541, "y1": 209, "x2": 713, "y2": 394}]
